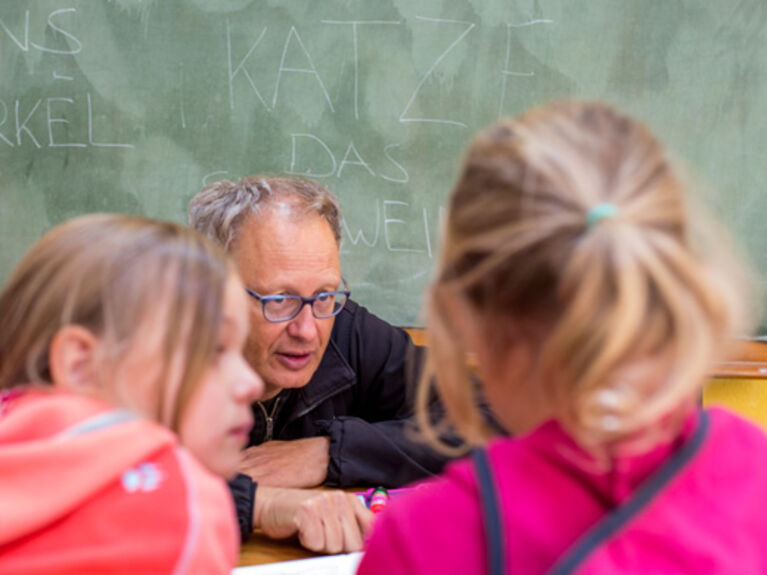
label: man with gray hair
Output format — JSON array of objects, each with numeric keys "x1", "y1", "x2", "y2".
[{"x1": 189, "y1": 175, "x2": 448, "y2": 541}]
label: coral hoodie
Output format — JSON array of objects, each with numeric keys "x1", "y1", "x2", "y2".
[{"x1": 0, "y1": 388, "x2": 238, "y2": 575}]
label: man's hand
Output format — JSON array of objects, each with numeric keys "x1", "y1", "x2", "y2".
[
  {"x1": 254, "y1": 486, "x2": 374, "y2": 554},
  {"x1": 240, "y1": 436, "x2": 330, "y2": 487}
]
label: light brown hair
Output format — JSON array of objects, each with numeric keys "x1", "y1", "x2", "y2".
[
  {"x1": 417, "y1": 100, "x2": 754, "y2": 453},
  {"x1": 0, "y1": 214, "x2": 235, "y2": 430},
  {"x1": 188, "y1": 175, "x2": 342, "y2": 250}
]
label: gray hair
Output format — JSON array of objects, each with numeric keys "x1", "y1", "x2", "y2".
[{"x1": 188, "y1": 175, "x2": 343, "y2": 250}]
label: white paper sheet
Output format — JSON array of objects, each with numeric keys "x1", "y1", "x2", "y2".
[{"x1": 233, "y1": 552, "x2": 363, "y2": 575}]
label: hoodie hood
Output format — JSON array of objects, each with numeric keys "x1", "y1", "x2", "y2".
[{"x1": 0, "y1": 389, "x2": 175, "y2": 546}]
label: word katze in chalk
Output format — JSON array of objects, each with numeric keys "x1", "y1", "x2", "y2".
[
  {"x1": 0, "y1": 93, "x2": 133, "y2": 149},
  {"x1": 287, "y1": 133, "x2": 409, "y2": 183},
  {"x1": 228, "y1": 17, "x2": 553, "y2": 125}
]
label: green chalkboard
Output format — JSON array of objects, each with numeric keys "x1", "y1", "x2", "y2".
[{"x1": 1, "y1": 1, "x2": 766, "y2": 327}]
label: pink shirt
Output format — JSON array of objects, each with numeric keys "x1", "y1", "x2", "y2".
[{"x1": 358, "y1": 408, "x2": 767, "y2": 574}]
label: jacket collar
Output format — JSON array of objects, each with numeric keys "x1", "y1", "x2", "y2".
[{"x1": 290, "y1": 337, "x2": 356, "y2": 419}]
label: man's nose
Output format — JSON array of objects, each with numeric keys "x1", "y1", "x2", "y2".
[{"x1": 286, "y1": 303, "x2": 319, "y2": 340}]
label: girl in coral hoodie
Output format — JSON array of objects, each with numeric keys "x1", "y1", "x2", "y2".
[
  {"x1": 0, "y1": 214, "x2": 264, "y2": 574},
  {"x1": 358, "y1": 101, "x2": 767, "y2": 574}
]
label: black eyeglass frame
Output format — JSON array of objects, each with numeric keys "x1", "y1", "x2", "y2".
[{"x1": 245, "y1": 278, "x2": 351, "y2": 323}]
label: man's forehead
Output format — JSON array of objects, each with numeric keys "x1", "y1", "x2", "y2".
[
  {"x1": 239, "y1": 207, "x2": 334, "y2": 243},
  {"x1": 233, "y1": 210, "x2": 341, "y2": 292}
]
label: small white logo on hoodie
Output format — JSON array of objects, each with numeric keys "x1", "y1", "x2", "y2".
[{"x1": 121, "y1": 462, "x2": 164, "y2": 493}]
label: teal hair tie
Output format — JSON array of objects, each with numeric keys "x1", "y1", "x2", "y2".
[{"x1": 585, "y1": 203, "x2": 618, "y2": 229}]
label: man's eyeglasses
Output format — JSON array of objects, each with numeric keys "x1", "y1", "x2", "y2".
[{"x1": 245, "y1": 279, "x2": 351, "y2": 323}]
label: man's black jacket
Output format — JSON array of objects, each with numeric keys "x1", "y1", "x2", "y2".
[{"x1": 229, "y1": 299, "x2": 451, "y2": 540}]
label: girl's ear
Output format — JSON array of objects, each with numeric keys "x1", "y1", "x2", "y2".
[{"x1": 49, "y1": 325, "x2": 102, "y2": 394}]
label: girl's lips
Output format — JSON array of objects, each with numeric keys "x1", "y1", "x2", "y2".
[{"x1": 230, "y1": 422, "x2": 253, "y2": 442}]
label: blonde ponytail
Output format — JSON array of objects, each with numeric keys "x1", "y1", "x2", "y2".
[{"x1": 419, "y1": 101, "x2": 754, "y2": 454}]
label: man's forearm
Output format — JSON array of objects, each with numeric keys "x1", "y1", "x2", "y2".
[{"x1": 321, "y1": 416, "x2": 451, "y2": 487}]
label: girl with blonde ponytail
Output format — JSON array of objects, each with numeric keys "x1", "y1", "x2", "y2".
[{"x1": 359, "y1": 101, "x2": 767, "y2": 574}]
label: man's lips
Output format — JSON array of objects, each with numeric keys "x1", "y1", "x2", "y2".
[{"x1": 275, "y1": 351, "x2": 313, "y2": 370}]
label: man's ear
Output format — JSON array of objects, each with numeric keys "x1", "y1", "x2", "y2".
[{"x1": 49, "y1": 325, "x2": 102, "y2": 393}]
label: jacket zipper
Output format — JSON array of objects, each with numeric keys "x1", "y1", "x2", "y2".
[{"x1": 256, "y1": 397, "x2": 281, "y2": 442}]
